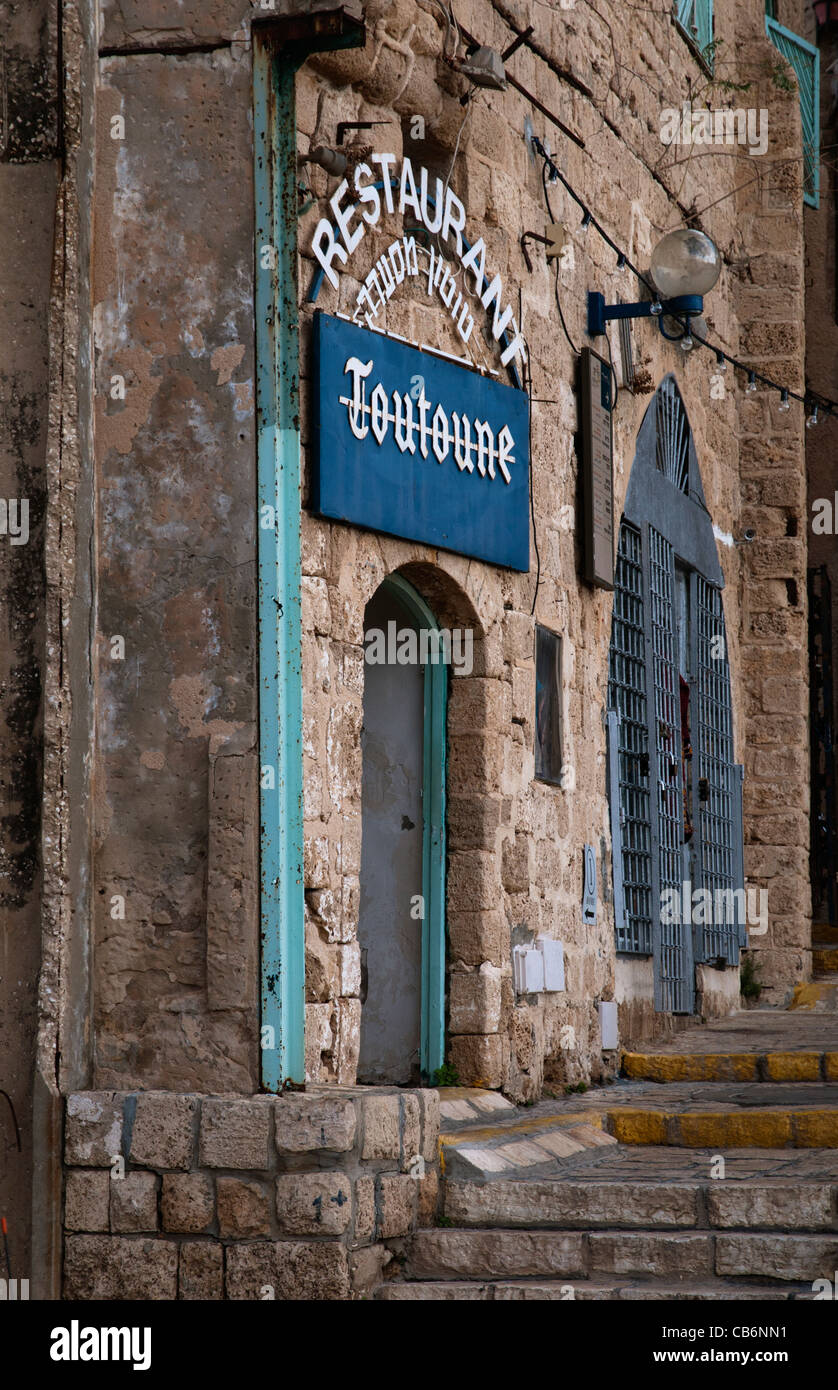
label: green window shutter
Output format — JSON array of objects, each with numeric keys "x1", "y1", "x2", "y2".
[
  {"x1": 766, "y1": 16, "x2": 820, "y2": 207},
  {"x1": 676, "y1": 0, "x2": 714, "y2": 63}
]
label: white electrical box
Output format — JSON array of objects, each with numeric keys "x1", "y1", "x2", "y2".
[
  {"x1": 512, "y1": 946, "x2": 545, "y2": 995},
  {"x1": 513, "y1": 940, "x2": 566, "y2": 994},
  {"x1": 537, "y1": 936, "x2": 565, "y2": 991},
  {"x1": 598, "y1": 1000, "x2": 619, "y2": 1050}
]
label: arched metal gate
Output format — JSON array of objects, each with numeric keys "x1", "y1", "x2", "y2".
[{"x1": 607, "y1": 378, "x2": 745, "y2": 1013}]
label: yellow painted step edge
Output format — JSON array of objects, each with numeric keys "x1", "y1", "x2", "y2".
[
  {"x1": 622, "y1": 1051, "x2": 826, "y2": 1082},
  {"x1": 622, "y1": 1053, "x2": 760, "y2": 1082},
  {"x1": 606, "y1": 1107, "x2": 838, "y2": 1148}
]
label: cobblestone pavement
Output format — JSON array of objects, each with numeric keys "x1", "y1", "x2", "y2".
[{"x1": 635, "y1": 1006, "x2": 838, "y2": 1053}]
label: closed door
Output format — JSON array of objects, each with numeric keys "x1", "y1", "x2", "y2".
[{"x1": 358, "y1": 585, "x2": 425, "y2": 1084}]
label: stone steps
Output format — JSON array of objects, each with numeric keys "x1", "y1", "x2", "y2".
[
  {"x1": 443, "y1": 1177, "x2": 838, "y2": 1231},
  {"x1": 377, "y1": 1024, "x2": 838, "y2": 1301},
  {"x1": 437, "y1": 1087, "x2": 517, "y2": 1127},
  {"x1": 385, "y1": 1226, "x2": 838, "y2": 1286},
  {"x1": 788, "y1": 979, "x2": 838, "y2": 1011},
  {"x1": 437, "y1": 1089, "x2": 623, "y2": 1179},
  {"x1": 438, "y1": 1080, "x2": 838, "y2": 1150},
  {"x1": 375, "y1": 1279, "x2": 811, "y2": 1301},
  {"x1": 442, "y1": 1120, "x2": 618, "y2": 1180}
]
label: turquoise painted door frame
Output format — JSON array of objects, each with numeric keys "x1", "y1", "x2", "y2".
[
  {"x1": 253, "y1": 16, "x2": 364, "y2": 1090},
  {"x1": 254, "y1": 35, "x2": 305, "y2": 1090},
  {"x1": 383, "y1": 575, "x2": 447, "y2": 1080}
]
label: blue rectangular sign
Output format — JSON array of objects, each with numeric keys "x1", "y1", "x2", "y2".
[{"x1": 311, "y1": 313, "x2": 530, "y2": 571}]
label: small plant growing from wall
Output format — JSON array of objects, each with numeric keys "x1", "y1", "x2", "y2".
[
  {"x1": 698, "y1": 39, "x2": 753, "y2": 98},
  {"x1": 740, "y1": 953, "x2": 763, "y2": 1001},
  {"x1": 432, "y1": 1062, "x2": 460, "y2": 1087},
  {"x1": 765, "y1": 57, "x2": 797, "y2": 94}
]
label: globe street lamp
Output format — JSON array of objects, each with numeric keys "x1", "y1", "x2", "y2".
[{"x1": 587, "y1": 228, "x2": 721, "y2": 342}]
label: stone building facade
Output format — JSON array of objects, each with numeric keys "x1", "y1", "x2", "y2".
[
  {"x1": 0, "y1": 0, "x2": 819, "y2": 1296},
  {"x1": 798, "y1": 0, "x2": 838, "y2": 928}
]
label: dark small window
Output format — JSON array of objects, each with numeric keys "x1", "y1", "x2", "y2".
[{"x1": 535, "y1": 625, "x2": 563, "y2": 785}]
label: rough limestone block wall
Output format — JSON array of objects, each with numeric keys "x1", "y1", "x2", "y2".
[
  {"x1": 804, "y1": 21, "x2": 838, "y2": 925},
  {"x1": 0, "y1": 0, "x2": 59, "y2": 1294},
  {"x1": 90, "y1": 46, "x2": 259, "y2": 1091},
  {"x1": 297, "y1": 2, "x2": 615, "y2": 1094},
  {"x1": 296, "y1": 0, "x2": 794, "y2": 1088},
  {"x1": 71, "y1": 0, "x2": 812, "y2": 1108},
  {"x1": 734, "y1": 18, "x2": 812, "y2": 1001},
  {"x1": 99, "y1": 0, "x2": 265, "y2": 47},
  {"x1": 62, "y1": 1087, "x2": 439, "y2": 1299}
]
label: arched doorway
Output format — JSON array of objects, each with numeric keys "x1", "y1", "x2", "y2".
[
  {"x1": 357, "y1": 574, "x2": 447, "y2": 1083},
  {"x1": 607, "y1": 377, "x2": 745, "y2": 1014}
]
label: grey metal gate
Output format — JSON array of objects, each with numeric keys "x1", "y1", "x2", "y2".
[
  {"x1": 649, "y1": 526, "x2": 693, "y2": 1013},
  {"x1": 693, "y1": 576, "x2": 740, "y2": 964},
  {"x1": 608, "y1": 523, "x2": 652, "y2": 954},
  {"x1": 608, "y1": 376, "x2": 743, "y2": 1013},
  {"x1": 655, "y1": 377, "x2": 690, "y2": 493}
]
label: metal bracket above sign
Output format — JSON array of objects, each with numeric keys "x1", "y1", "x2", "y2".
[{"x1": 578, "y1": 345, "x2": 615, "y2": 590}]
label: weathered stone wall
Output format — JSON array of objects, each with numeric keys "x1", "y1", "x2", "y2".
[
  {"x1": 62, "y1": 1085, "x2": 439, "y2": 1298},
  {"x1": 802, "y1": 15, "x2": 838, "y2": 927},
  {"x1": 734, "y1": 6, "x2": 812, "y2": 999},
  {"x1": 89, "y1": 44, "x2": 260, "y2": 1091},
  {"x1": 295, "y1": 0, "x2": 812, "y2": 1080},
  {"x1": 0, "y1": 0, "x2": 59, "y2": 1295},
  {"x1": 40, "y1": 0, "x2": 814, "y2": 1134}
]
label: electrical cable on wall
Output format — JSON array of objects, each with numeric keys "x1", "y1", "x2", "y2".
[
  {"x1": 531, "y1": 135, "x2": 838, "y2": 424},
  {"x1": 540, "y1": 161, "x2": 581, "y2": 358},
  {"x1": 424, "y1": 5, "x2": 831, "y2": 418},
  {"x1": 525, "y1": 347, "x2": 542, "y2": 617}
]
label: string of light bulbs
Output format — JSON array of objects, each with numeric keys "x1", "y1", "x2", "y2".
[{"x1": 530, "y1": 135, "x2": 836, "y2": 427}]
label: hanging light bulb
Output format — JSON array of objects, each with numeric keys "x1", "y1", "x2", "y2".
[
  {"x1": 746, "y1": 372, "x2": 757, "y2": 393},
  {"x1": 716, "y1": 350, "x2": 727, "y2": 373},
  {"x1": 679, "y1": 330, "x2": 694, "y2": 352},
  {"x1": 581, "y1": 210, "x2": 592, "y2": 229},
  {"x1": 778, "y1": 389, "x2": 790, "y2": 413},
  {"x1": 806, "y1": 404, "x2": 819, "y2": 428},
  {"x1": 650, "y1": 301, "x2": 663, "y2": 316}
]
